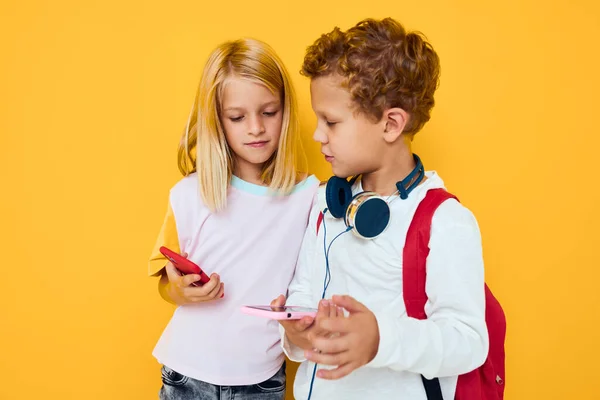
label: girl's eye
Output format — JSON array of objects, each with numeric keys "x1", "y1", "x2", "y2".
[
  {"x1": 229, "y1": 116, "x2": 244, "y2": 122},
  {"x1": 263, "y1": 110, "x2": 279, "y2": 117}
]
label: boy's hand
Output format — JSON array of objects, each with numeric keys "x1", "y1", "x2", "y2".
[
  {"x1": 305, "y1": 295, "x2": 380, "y2": 380},
  {"x1": 271, "y1": 295, "x2": 314, "y2": 350},
  {"x1": 165, "y1": 253, "x2": 224, "y2": 305},
  {"x1": 308, "y1": 299, "x2": 345, "y2": 342}
]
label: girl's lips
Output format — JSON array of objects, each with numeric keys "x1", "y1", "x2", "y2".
[{"x1": 246, "y1": 141, "x2": 269, "y2": 148}]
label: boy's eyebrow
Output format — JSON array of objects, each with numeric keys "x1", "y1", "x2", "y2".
[
  {"x1": 312, "y1": 108, "x2": 326, "y2": 117},
  {"x1": 314, "y1": 109, "x2": 336, "y2": 119}
]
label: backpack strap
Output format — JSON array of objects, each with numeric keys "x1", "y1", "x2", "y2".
[
  {"x1": 315, "y1": 183, "x2": 328, "y2": 235},
  {"x1": 316, "y1": 211, "x2": 324, "y2": 235},
  {"x1": 403, "y1": 188, "x2": 459, "y2": 400}
]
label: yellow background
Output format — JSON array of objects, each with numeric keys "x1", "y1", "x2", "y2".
[{"x1": 1, "y1": 0, "x2": 599, "y2": 399}]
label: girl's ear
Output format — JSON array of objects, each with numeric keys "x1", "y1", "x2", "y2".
[{"x1": 382, "y1": 107, "x2": 409, "y2": 144}]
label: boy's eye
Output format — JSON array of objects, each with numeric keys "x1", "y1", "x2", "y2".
[
  {"x1": 229, "y1": 116, "x2": 244, "y2": 122},
  {"x1": 326, "y1": 121, "x2": 337, "y2": 127}
]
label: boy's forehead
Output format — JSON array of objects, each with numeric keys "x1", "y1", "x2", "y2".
[
  {"x1": 310, "y1": 75, "x2": 352, "y2": 109},
  {"x1": 310, "y1": 74, "x2": 345, "y2": 91}
]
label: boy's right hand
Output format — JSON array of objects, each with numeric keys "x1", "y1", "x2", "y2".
[
  {"x1": 271, "y1": 295, "x2": 315, "y2": 351},
  {"x1": 164, "y1": 254, "x2": 224, "y2": 305}
]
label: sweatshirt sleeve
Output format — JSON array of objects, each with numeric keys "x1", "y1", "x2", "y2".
[
  {"x1": 280, "y1": 194, "x2": 320, "y2": 362},
  {"x1": 367, "y1": 200, "x2": 489, "y2": 379}
]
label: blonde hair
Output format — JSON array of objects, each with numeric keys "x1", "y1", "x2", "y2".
[{"x1": 178, "y1": 38, "x2": 303, "y2": 212}]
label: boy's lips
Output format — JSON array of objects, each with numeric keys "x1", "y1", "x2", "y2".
[{"x1": 322, "y1": 152, "x2": 334, "y2": 162}]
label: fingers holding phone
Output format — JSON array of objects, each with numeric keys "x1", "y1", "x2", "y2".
[
  {"x1": 187, "y1": 273, "x2": 224, "y2": 302},
  {"x1": 270, "y1": 295, "x2": 315, "y2": 351},
  {"x1": 163, "y1": 251, "x2": 224, "y2": 305}
]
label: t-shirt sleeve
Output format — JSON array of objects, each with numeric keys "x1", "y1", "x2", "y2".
[{"x1": 148, "y1": 199, "x2": 181, "y2": 277}]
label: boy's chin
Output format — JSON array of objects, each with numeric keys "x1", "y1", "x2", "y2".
[
  {"x1": 332, "y1": 161, "x2": 378, "y2": 179},
  {"x1": 331, "y1": 166, "x2": 358, "y2": 179}
]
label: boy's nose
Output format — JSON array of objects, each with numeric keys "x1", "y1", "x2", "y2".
[{"x1": 313, "y1": 127, "x2": 328, "y2": 144}]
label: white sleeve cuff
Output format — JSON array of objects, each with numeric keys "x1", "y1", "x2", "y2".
[
  {"x1": 280, "y1": 324, "x2": 307, "y2": 362},
  {"x1": 365, "y1": 311, "x2": 397, "y2": 369}
]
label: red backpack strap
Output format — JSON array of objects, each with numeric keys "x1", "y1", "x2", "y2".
[
  {"x1": 403, "y1": 188, "x2": 458, "y2": 319},
  {"x1": 404, "y1": 188, "x2": 459, "y2": 400},
  {"x1": 316, "y1": 211, "x2": 324, "y2": 235}
]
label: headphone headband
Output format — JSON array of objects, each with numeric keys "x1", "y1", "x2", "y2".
[
  {"x1": 396, "y1": 154, "x2": 425, "y2": 200},
  {"x1": 324, "y1": 153, "x2": 425, "y2": 239}
]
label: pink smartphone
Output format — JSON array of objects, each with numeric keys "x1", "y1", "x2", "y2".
[{"x1": 241, "y1": 305, "x2": 317, "y2": 320}]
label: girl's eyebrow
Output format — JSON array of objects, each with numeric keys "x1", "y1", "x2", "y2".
[
  {"x1": 223, "y1": 106, "x2": 244, "y2": 112},
  {"x1": 223, "y1": 101, "x2": 280, "y2": 112}
]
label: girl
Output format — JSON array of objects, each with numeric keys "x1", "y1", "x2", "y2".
[{"x1": 148, "y1": 38, "x2": 319, "y2": 400}]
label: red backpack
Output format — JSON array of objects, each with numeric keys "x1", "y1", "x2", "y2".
[{"x1": 316, "y1": 188, "x2": 506, "y2": 399}]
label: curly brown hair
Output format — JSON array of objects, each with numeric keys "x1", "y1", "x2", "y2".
[{"x1": 302, "y1": 18, "x2": 440, "y2": 135}]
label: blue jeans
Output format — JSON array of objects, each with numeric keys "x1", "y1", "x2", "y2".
[{"x1": 159, "y1": 362, "x2": 286, "y2": 400}]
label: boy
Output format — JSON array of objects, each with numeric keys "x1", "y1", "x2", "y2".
[{"x1": 273, "y1": 17, "x2": 488, "y2": 399}]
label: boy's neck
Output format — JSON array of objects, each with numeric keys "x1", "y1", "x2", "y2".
[{"x1": 361, "y1": 151, "x2": 423, "y2": 196}]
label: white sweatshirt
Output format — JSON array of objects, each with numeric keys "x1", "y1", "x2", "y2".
[{"x1": 281, "y1": 172, "x2": 489, "y2": 400}]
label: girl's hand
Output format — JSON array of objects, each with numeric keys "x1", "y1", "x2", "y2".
[{"x1": 164, "y1": 253, "x2": 224, "y2": 305}]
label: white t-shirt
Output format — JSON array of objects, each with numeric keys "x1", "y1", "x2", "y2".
[
  {"x1": 281, "y1": 171, "x2": 489, "y2": 400},
  {"x1": 149, "y1": 173, "x2": 319, "y2": 385}
]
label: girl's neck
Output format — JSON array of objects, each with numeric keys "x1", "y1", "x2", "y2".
[{"x1": 233, "y1": 159, "x2": 265, "y2": 186}]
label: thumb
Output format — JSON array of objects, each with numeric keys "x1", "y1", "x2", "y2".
[
  {"x1": 165, "y1": 263, "x2": 181, "y2": 281},
  {"x1": 181, "y1": 252, "x2": 188, "y2": 258},
  {"x1": 270, "y1": 294, "x2": 286, "y2": 307},
  {"x1": 331, "y1": 295, "x2": 367, "y2": 314}
]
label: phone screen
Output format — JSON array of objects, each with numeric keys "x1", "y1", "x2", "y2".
[{"x1": 247, "y1": 306, "x2": 317, "y2": 313}]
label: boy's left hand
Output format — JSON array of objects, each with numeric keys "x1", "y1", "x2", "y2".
[{"x1": 305, "y1": 295, "x2": 380, "y2": 380}]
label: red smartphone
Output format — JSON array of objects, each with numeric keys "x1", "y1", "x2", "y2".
[{"x1": 159, "y1": 246, "x2": 211, "y2": 286}]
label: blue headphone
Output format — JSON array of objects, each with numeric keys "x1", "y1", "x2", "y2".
[{"x1": 324, "y1": 153, "x2": 425, "y2": 239}]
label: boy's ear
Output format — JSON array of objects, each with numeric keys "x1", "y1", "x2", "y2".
[{"x1": 382, "y1": 107, "x2": 409, "y2": 144}]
